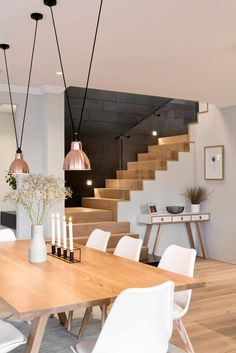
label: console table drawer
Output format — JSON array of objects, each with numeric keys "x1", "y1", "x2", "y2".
[
  {"x1": 191, "y1": 214, "x2": 209, "y2": 221},
  {"x1": 152, "y1": 216, "x2": 172, "y2": 223},
  {"x1": 172, "y1": 215, "x2": 191, "y2": 222}
]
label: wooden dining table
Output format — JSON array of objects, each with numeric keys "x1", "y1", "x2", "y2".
[{"x1": 0, "y1": 240, "x2": 205, "y2": 353}]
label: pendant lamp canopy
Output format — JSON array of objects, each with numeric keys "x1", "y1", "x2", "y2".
[
  {"x1": 44, "y1": 0, "x2": 104, "y2": 171},
  {"x1": 0, "y1": 13, "x2": 43, "y2": 174}
]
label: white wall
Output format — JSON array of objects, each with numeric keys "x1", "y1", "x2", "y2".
[
  {"x1": 190, "y1": 104, "x2": 236, "y2": 263},
  {"x1": 118, "y1": 146, "x2": 195, "y2": 256},
  {"x1": 0, "y1": 90, "x2": 64, "y2": 239},
  {"x1": 0, "y1": 112, "x2": 16, "y2": 211}
]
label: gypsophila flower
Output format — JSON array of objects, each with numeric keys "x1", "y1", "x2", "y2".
[{"x1": 4, "y1": 174, "x2": 72, "y2": 224}]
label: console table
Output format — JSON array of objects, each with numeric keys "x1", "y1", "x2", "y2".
[{"x1": 139, "y1": 212, "x2": 210, "y2": 258}]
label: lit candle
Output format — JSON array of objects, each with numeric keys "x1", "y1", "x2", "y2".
[
  {"x1": 63, "y1": 216, "x2": 67, "y2": 250},
  {"x1": 69, "y1": 217, "x2": 73, "y2": 251},
  {"x1": 56, "y1": 213, "x2": 61, "y2": 247},
  {"x1": 51, "y1": 213, "x2": 55, "y2": 245}
]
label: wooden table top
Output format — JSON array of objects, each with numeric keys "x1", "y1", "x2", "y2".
[{"x1": 0, "y1": 240, "x2": 205, "y2": 319}]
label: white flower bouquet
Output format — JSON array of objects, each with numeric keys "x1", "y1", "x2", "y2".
[{"x1": 4, "y1": 174, "x2": 72, "y2": 225}]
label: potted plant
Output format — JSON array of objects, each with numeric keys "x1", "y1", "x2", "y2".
[
  {"x1": 4, "y1": 174, "x2": 72, "y2": 263},
  {"x1": 182, "y1": 186, "x2": 211, "y2": 213}
]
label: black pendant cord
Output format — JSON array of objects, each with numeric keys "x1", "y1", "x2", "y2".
[
  {"x1": 20, "y1": 14, "x2": 42, "y2": 150},
  {"x1": 1, "y1": 46, "x2": 19, "y2": 150},
  {"x1": 49, "y1": 6, "x2": 76, "y2": 137},
  {"x1": 77, "y1": 0, "x2": 103, "y2": 138}
]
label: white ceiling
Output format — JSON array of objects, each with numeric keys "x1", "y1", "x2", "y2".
[{"x1": 1, "y1": 0, "x2": 236, "y2": 104}]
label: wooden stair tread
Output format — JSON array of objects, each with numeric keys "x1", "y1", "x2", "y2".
[
  {"x1": 74, "y1": 232, "x2": 139, "y2": 247},
  {"x1": 138, "y1": 151, "x2": 179, "y2": 161},
  {"x1": 105, "y1": 179, "x2": 143, "y2": 190},
  {"x1": 65, "y1": 207, "x2": 112, "y2": 222},
  {"x1": 82, "y1": 197, "x2": 128, "y2": 202},
  {"x1": 128, "y1": 160, "x2": 167, "y2": 171},
  {"x1": 158, "y1": 134, "x2": 189, "y2": 145},
  {"x1": 148, "y1": 142, "x2": 190, "y2": 153},
  {"x1": 94, "y1": 188, "x2": 130, "y2": 200},
  {"x1": 116, "y1": 169, "x2": 155, "y2": 179}
]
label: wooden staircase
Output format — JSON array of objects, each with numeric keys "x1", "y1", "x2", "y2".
[{"x1": 67, "y1": 134, "x2": 190, "y2": 260}]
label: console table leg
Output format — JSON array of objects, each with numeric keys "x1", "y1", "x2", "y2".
[
  {"x1": 152, "y1": 225, "x2": 161, "y2": 255},
  {"x1": 185, "y1": 223, "x2": 195, "y2": 249},
  {"x1": 143, "y1": 224, "x2": 153, "y2": 246},
  {"x1": 196, "y1": 222, "x2": 208, "y2": 259}
]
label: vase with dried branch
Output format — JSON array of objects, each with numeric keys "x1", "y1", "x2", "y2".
[
  {"x1": 182, "y1": 186, "x2": 211, "y2": 213},
  {"x1": 4, "y1": 174, "x2": 72, "y2": 263}
]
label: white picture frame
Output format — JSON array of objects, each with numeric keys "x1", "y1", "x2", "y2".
[{"x1": 204, "y1": 145, "x2": 224, "y2": 180}]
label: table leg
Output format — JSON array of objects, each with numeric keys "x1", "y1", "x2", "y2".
[
  {"x1": 58, "y1": 312, "x2": 67, "y2": 326},
  {"x1": 24, "y1": 314, "x2": 49, "y2": 353},
  {"x1": 152, "y1": 225, "x2": 161, "y2": 255},
  {"x1": 143, "y1": 224, "x2": 153, "y2": 246},
  {"x1": 196, "y1": 222, "x2": 208, "y2": 259},
  {"x1": 185, "y1": 223, "x2": 195, "y2": 249},
  {"x1": 101, "y1": 304, "x2": 108, "y2": 327}
]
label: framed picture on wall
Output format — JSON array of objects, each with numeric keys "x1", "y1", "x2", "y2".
[
  {"x1": 204, "y1": 145, "x2": 224, "y2": 180},
  {"x1": 148, "y1": 204, "x2": 158, "y2": 215},
  {"x1": 198, "y1": 102, "x2": 209, "y2": 114}
]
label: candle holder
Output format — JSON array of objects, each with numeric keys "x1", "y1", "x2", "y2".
[
  {"x1": 51, "y1": 244, "x2": 56, "y2": 254},
  {"x1": 46, "y1": 241, "x2": 81, "y2": 264}
]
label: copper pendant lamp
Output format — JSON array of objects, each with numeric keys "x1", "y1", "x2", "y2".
[
  {"x1": 0, "y1": 13, "x2": 43, "y2": 174},
  {"x1": 44, "y1": 0, "x2": 104, "y2": 171}
]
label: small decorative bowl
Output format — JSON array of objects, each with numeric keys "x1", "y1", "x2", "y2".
[{"x1": 166, "y1": 206, "x2": 184, "y2": 214}]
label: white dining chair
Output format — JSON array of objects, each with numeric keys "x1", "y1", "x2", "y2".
[
  {"x1": 158, "y1": 245, "x2": 197, "y2": 353},
  {"x1": 113, "y1": 235, "x2": 143, "y2": 262},
  {"x1": 85, "y1": 229, "x2": 111, "y2": 252},
  {"x1": 0, "y1": 319, "x2": 26, "y2": 353},
  {"x1": 0, "y1": 229, "x2": 16, "y2": 241},
  {"x1": 67, "y1": 229, "x2": 111, "y2": 333},
  {"x1": 71, "y1": 281, "x2": 174, "y2": 353},
  {"x1": 75, "y1": 235, "x2": 143, "y2": 338}
]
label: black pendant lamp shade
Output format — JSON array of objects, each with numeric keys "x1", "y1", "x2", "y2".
[
  {"x1": 44, "y1": 0, "x2": 104, "y2": 171},
  {"x1": 0, "y1": 13, "x2": 43, "y2": 174}
]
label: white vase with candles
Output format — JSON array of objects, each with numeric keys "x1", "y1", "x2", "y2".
[{"x1": 4, "y1": 174, "x2": 72, "y2": 264}]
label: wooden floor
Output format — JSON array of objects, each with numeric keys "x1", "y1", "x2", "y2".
[{"x1": 171, "y1": 258, "x2": 236, "y2": 353}]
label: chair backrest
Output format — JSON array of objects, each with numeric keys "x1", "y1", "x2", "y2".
[
  {"x1": 86, "y1": 229, "x2": 111, "y2": 252},
  {"x1": 114, "y1": 236, "x2": 143, "y2": 262},
  {"x1": 92, "y1": 281, "x2": 174, "y2": 353},
  {"x1": 158, "y1": 244, "x2": 197, "y2": 311},
  {"x1": 0, "y1": 319, "x2": 26, "y2": 352},
  {"x1": 0, "y1": 229, "x2": 16, "y2": 242}
]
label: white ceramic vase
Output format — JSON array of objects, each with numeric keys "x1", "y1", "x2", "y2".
[
  {"x1": 191, "y1": 204, "x2": 200, "y2": 213},
  {"x1": 29, "y1": 224, "x2": 47, "y2": 264}
]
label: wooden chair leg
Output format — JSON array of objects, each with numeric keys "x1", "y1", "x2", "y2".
[
  {"x1": 67, "y1": 311, "x2": 73, "y2": 331},
  {"x1": 100, "y1": 304, "x2": 107, "y2": 327},
  {"x1": 174, "y1": 318, "x2": 195, "y2": 353},
  {"x1": 77, "y1": 307, "x2": 92, "y2": 339}
]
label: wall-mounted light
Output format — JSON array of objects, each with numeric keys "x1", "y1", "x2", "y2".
[
  {"x1": 152, "y1": 130, "x2": 158, "y2": 136},
  {"x1": 86, "y1": 180, "x2": 92, "y2": 186}
]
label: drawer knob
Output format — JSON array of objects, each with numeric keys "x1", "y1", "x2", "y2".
[
  {"x1": 181, "y1": 217, "x2": 183, "y2": 220},
  {"x1": 161, "y1": 218, "x2": 164, "y2": 221},
  {"x1": 199, "y1": 216, "x2": 202, "y2": 220}
]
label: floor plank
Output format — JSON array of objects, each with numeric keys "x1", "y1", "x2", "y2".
[{"x1": 171, "y1": 258, "x2": 236, "y2": 353}]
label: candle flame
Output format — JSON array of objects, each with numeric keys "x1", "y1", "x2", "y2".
[
  {"x1": 69, "y1": 216, "x2": 72, "y2": 222},
  {"x1": 63, "y1": 215, "x2": 66, "y2": 221}
]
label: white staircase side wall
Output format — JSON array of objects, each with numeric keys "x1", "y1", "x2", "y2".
[{"x1": 118, "y1": 145, "x2": 195, "y2": 256}]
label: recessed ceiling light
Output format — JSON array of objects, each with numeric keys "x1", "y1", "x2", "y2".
[
  {"x1": 152, "y1": 130, "x2": 158, "y2": 136},
  {"x1": 56, "y1": 71, "x2": 62, "y2": 75}
]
